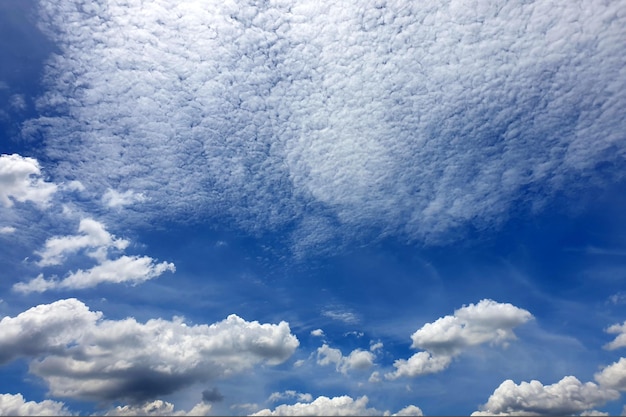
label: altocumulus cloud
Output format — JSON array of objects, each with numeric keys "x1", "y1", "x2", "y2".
[
  {"x1": 27, "y1": 0, "x2": 626, "y2": 247},
  {"x1": 0, "y1": 299, "x2": 299, "y2": 403},
  {"x1": 387, "y1": 299, "x2": 532, "y2": 379}
]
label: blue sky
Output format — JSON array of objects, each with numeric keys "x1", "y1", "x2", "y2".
[{"x1": 1, "y1": 0, "x2": 626, "y2": 415}]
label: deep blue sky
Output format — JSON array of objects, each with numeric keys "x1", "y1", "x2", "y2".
[{"x1": 1, "y1": 0, "x2": 626, "y2": 415}]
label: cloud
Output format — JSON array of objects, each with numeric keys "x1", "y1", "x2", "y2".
[
  {"x1": 387, "y1": 299, "x2": 532, "y2": 379},
  {"x1": 322, "y1": 309, "x2": 359, "y2": 324},
  {"x1": 310, "y1": 329, "x2": 324, "y2": 337},
  {"x1": 252, "y1": 395, "x2": 423, "y2": 416},
  {"x1": 0, "y1": 393, "x2": 72, "y2": 416},
  {"x1": 102, "y1": 188, "x2": 147, "y2": 209},
  {"x1": 13, "y1": 218, "x2": 175, "y2": 293},
  {"x1": 268, "y1": 390, "x2": 313, "y2": 404},
  {"x1": 316, "y1": 344, "x2": 375, "y2": 374},
  {"x1": 28, "y1": 0, "x2": 626, "y2": 248},
  {"x1": 0, "y1": 226, "x2": 16, "y2": 234},
  {"x1": 201, "y1": 387, "x2": 224, "y2": 403},
  {"x1": 594, "y1": 357, "x2": 626, "y2": 391},
  {"x1": 35, "y1": 218, "x2": 129, "y2": 267},
  {"x1": 0, "y1": 154, "x2": 57, "y2": 208},
  {"x1": 604, "y1": 322, "x2": 626, "y2": 350},
  {"x1": 104, "y1": 400, "x2": 211, "y2": 416},
  {"x1": 472, "y1": 376, "x2": 619, "y2": 416},
  {"x1": 0, "y1": 299, "x2": 299, "y2": 403}
]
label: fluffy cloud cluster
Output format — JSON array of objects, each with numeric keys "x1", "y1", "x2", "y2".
[
  {"x1": 604, "y1": 322, "x2": 626, "y2": 350},
  {"x1": 12, "y1": 218, "x2": 175, "y2": 293},
  {"x1": 0, "y1": 393, "x2": 72, "y2": 416},
  {"x1": 317, "y1": 344, "x2": 376, "y2": 374},
  {"x1": 104, "y1": 400, "x2": 211, "y2": 416},
  {"x1": 252, "y1": 395, "x2": 422, "y2": 416},
  {"x1": 387, "y1": 299, "x2": 532, "y2": 379},
  {"x1": 473, "y1": 376, "x2": 619, "y2": 416},
  {"x1": 28, "y1": 0, "x2": 626, "y2": 246},
  {"x1": 0, "y1": 154, "x2": 57, "y2": 208},
  {"x1": 0, "y1": 299, "x2": 299, "y2": 402}
]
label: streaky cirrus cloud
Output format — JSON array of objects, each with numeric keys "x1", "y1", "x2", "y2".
[
  {"x1": 387, "y1": 299, "x2": 532, "y2": 379},
  {"x1": 0, "y1": 299, "x2": 299, "y2": 403},
  {"x1": 252, "y1": 395, "x2": 423, "y2": 416},
  {"x1": 0, "y1": 393, "x2": 72, "y2": 416},
  {"x1": 0, "y1": 154, "x2": 57, "y2": 208},
  {"x1": 472, "y1": 376, "x2": 619, "y2": 416},
  {"x1": 27, "y1": 0, "x2": 626, "y2": 248}
]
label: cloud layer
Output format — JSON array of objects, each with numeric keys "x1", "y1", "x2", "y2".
[
  {"x1": 0, "y1": 299, "x2": 299, "y2": 403},
  {"x1": 28, "y1": 0, "x2": 626, "y2": 246}
]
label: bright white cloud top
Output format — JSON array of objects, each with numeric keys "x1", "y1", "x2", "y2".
[
  {"x1": 0, "y1": 393, "x2": 72, "y2": 417},
  {"x1": 0, "y1": 154, "x2": 57, "y2": 208},
  {"x1": 252, "y1": 395, "x2": 423, "y2": 416}
]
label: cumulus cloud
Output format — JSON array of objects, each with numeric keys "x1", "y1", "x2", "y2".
[
  {"x1": 604, "y1": 322, "x2": 626, "y2": 350},
  {"x1": 268, "y1": 390, "x2": 313, "y2": 404},
  {"x1": 472, "y1": 376, "x2": 619, "y2": 416},
  {"x1": 0, "y1": 393, "x2": 72, "y2": 416},
  {"x1": 0, "y1": 299, "x2": 299, "y2": 403},
  {"x1": 387, "y1": 299, "x2": 532, "y2": 379},
  {"x1": 28, "y1": 0, "x2": 626, "y2": 247},
  {"x1": 102, "y1": 188, "x2": 147, "y2": 209},
  {"x1": 310, "y1": 329, "x2": 324, "y2": 337},
  {"x1": 317, "y1": 344, "x2": 375, "y2": 374},
  {"x1": 13, "y1": 218, "x2": 175, "y2": 293},
  {"x1": 252, "y1": 395, "x2": 423, "y2": 416},
  {"x1": 0, "y1": 154, "x2": 57, "y2": 208},
  {"x1": 594, "y1": 358, "x2": 626, "y2": 391},
  {"x1": 104, "y1": 400, "x2": 211, "y2": 416}
]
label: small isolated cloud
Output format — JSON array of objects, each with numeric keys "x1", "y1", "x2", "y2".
[
  {"x1": 322, "y1": 308, "x2": 359, "y2": 324},
  {"x1": 0, "y1": 154, "x2": 57, "y2": 208},
  {"x1": 102, "y1": 188, "x2": 147, "y2": 209},
  {"x1": 252, "y1": 395, "x2": 423, "y2": 416},
  {"x1": 13, "y1": 218, "x2": 174, "y2": 293},
  {"x1": 0, "y1": 299, "x2": 299, "y2": 403},
  {"x1": 201, "y1": 387, "x2": 224, "y2": 403},
  {"x1": 316, "y1": 344, "x2": 375, "y2": 374},
  {"x1": 0, "y1": 393, "x2": 72, "y2": 416},
  {"x1": 387, "y1": 299, "x2": 532, "y2": 379},
  {"x1": 368, "y1": 371, "x2": 381, "y2": 383},
  {"x1": 104, "y1": 400, "x2": 211, "y2": 416},
  {"x1": 369, "y1": 341, "x2": 383, "y2": 352},
  {"x1": 310, "y1": 329, "x2": 324, "y2": 337},
  {"x1": 268, "y1": 390, "x2": 313, "y2": 404},
  {"x1": 604, "y1": 322, "x2": 626, "y2": 350},
  {"x1": 472, "y1": 376, "x2": 619, "y2": 416},
  {"x1": 0, "y1": 226, "x2": 16, "y2": 234}
]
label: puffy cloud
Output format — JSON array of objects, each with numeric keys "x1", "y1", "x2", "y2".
[
  {"x1": 310, "y1": 329, "x2": 324, "y2": 337},
  {"x1": 13, "y1": 218, "x2": 174, "y2": 292},
  {"x1": 473, "y1": 376, "x2": 619, "y2": 416},
  {"x1": 268, "y1": 390, "x2": 313, "y2": 403},
  {"x1": 0, "y1": 299, "x2": 299, "y2": 403},
  {"x1": 252, "y1": 395, "x2": 422, "y2": 416},
  {"x1": 594, "y1": 358, "x2": 626, "y2": 391},
  {"x1": 0, "y1": 154, "x2": 57, "y2": 208},
  {"x1": 35, "y1": 218, "x2": 129, "y2": 267},
  {"x1": 0, "y1": 393, "x2": 72, "y2": 416},
  {"x1": 29, "y1": 0, "x2": 626, "y2": 247},
  {"x1": 316, "y1": 344, "x2": 375, "y2": 374},
  {"x1": 104, "y1": 400, "x2": 211, "y2": 416},
  {"x1": 102, "y1": 188, "x2": 147, "y2": 209},
  {"x1": 387, "y1": 300, "x2": 532, "y2": 379},
  {"x1": 604, "y1": 322, "x2": 626, "y2": 350}
]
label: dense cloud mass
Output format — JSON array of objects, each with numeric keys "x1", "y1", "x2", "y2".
[
  {"x1": 0, "y1": 299, "x2": 299, "y2": 402},
  {"x1": 473, "y1": 376, "x2": 619, "y2": 416},
  {"x1": 252, "y1": 395, "x2": 423, "y2": 416},
  {"x1": 0, "y1": 393, "x2": 72, "y2": 416},
  {"x1": 0, "y1": 154, "x2": 57, "y2": 208},
  {"x1": 387, "y1": 299, "x2": 532, "y2": 379},
  {"x1": 27, "y1": 0, "x2": 626, "y2": 245}
]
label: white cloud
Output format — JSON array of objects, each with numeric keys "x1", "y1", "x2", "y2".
[
  {"x1": 0, "y1": 299, "x2": 299, "y2": 403},
  {"x1": 0, "y1": 393, "x2": 72, "y2": 416},
  {"x1": 473, "y1": 376, "x2": 619, "y2": 416},
  {"x1": 368, "y1": 371, "x2": 381, "y2": 383},
  {"x1": 104, "y1": 400, "x2": 211, "y2": 416},
  {"x1": 0, "y1": 226, "x2": 16, "y2": 234},
  {"x1": 322, "y1": 309, "x2": 359, "y2": 324},
  {"x1": 36, "y1": 218, "x2": 129, "y2": 266},
  {"x1": 268, "y1": 391, "x2": 313, "y2": 404},
  {"x1": 316, "y1": 344, "x2": 375, "y2": 374},
  {"x1": 102, "y1": 188, "x2": 147, "y2": 209},
  {"x1": 604, "y1": 322, "x2": 626, "y2": 350},
  {"x1": 310, "y1": 329, "x2": 324, "y2": 337},
  {"x1": 594, "y1": 358, "x2": 626, "y2": 391},
  {"x1": 387, "y1": 299, "x2": 532, "y2": 379},
  {"x1": 252, "y1": 395, "x2": 422, "y2": 416},
  {"x1": 0, "y1": 154, "x2": 57, "y2": 208},
  {"x1": 28, "y1": 0, "x2": 626, "y2": 248},
  {"x1": 370, "y1": 341, "x2": 383, "y2": 351}
]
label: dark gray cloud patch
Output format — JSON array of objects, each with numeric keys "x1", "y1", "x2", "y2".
[
  {"x1": 29, "y1": 0, "x2": 626, "y2": 246},
  {"x1": 201, "y1": 387, "x2": 224, "y2": 403}
]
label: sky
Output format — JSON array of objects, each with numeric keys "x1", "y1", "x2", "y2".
[{"x1": 1, "y1": 0, "x2": 626, "y2": 415}]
